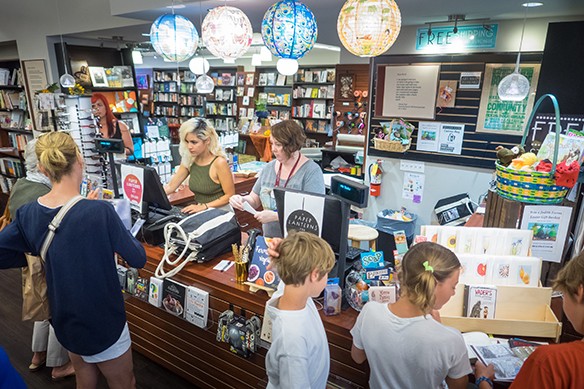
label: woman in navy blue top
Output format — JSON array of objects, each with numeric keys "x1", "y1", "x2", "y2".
[{"x1": 0, "y1": 132, "x2": 146, "y2": 388}]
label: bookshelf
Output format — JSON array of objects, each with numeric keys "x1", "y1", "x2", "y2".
[
  {"x1": 255, "y1": 67, "x2": 293, "y2": 121},
  {"x1": 152, "y1": 68, "x2": 206, "y2": 130},
  {"x1": 206, "y1": 67, "x2": 240, "y2": 131},
  {"x1": 0, "y1": 60, "x2": 30, "y2": 196},
  {"x1": 54, "y1": 43, "x2": 143, "y2": 137},
  {"x1": 292, "y1": 66, "x2": 335, "y2": 143}
]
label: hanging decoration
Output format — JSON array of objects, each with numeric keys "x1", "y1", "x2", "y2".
[
  {"x1": 189, "y1": 57, "x2": 210, "y2": 75},
  {"x1": 261, "y1": 0, "x2": 318, "y2": 60},
  {"x1": 196, "y1": 74, "x2": 215, "y2": 94},
  {"x1": 337, "y1": 0, "x2": 402, "y2": 57},
  {"x1": 202, "y1": 6, "x2": 253, "y2": 61},
  {"x1": 150, "y1": 14, "x2": 199, "y2": 62},
  {"x1": 498, "y1": 6, "x2": 530, "y2": 101}
]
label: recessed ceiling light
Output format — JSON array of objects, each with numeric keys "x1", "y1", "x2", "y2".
[
  {"x1": 166, "y1": 4, "x2": 186, "y2": 9},
  {"x1": 522, "y1": 2, "x2": 543, "y2": 7},
  {"x1": 141, "y1": 33, "x2": 151, "y2": 37}
]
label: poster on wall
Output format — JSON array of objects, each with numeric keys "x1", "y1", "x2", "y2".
[
  {"x1": 520, "y1": 205, "x2": 571, "y2": 263},
  {"x1": 436, "y1": 80, "x2": 457, "y2": 108},
  {"x1": 120, "y1": 164, "x2": 144, "y2": 213},
  {"x1": 476, "y1": 63, "x2": 541, "y2": 134},
  {"x1": 382, "y1": 65, "x2": 440, "y2": 119},
  {"x1": 417, "y1": 121, "x2": 441, "y2": 152},
  {"x1": 283, "y1": 191, "x2": 325, "y2": 237},
  {"x1": 402, "y1": 172, "x2": 425, "y2": 203},
  {"x1": 438, "y1": 123, "x2": 465, "y2": 155}
]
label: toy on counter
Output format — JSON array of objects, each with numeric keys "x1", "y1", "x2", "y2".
[
  {"x1": 535, "y1": 159, "x2": 553, "y2": 172},
  {"x1": 555, "y1": 160, "x2": 580, "y2": 187},
  {"x1": 509, "y1": 152, "x2": 538, "y2": 171},
  {"x1": 496, "y1": 145, "x2": 525, "y2": 167},
  {"x1": 323, "y1": 279, "x2": 342, "y2": 316}
]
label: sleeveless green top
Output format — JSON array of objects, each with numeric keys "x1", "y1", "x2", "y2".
[{"x1": 188, "y1": 156, "x2": 224, "y2": 204}]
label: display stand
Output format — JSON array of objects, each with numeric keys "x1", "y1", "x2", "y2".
[{"x1": 243, "y1": 282, "x2": 275, "y2": 297}]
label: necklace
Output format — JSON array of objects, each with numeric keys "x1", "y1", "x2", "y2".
[{"x1": 275, "y1": 153, "x2": 301, "y2": 188}]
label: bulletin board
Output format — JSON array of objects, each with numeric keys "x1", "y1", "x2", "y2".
[{"x1": 367, "y1": 53, "x2": 543, "y2": 169}]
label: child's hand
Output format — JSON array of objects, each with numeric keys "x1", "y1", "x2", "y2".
[{"x1": 474, "y1": 361, "x2": 495, "y2": 381}]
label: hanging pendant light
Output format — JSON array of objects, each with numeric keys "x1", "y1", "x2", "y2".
[
  {"x1": 337, "y1": 0, "x2": 402, "y2": 57},
  {"x1": 498, "y1": 6, "x2": 530, "y2": 101},
  {"x1": 55, "y1": 0, "x2": 75, "y2": 88},
  {"x1": 150, "y1": 14, "x2": 199, "y2": 62},
  {"x1": 276, "y1": 58, "x2": 299, "y2": 76},
  {"x1": 202, "y1": 6, "x2": 253, "y2": 61},
  {"x1": 261, "y1": 0, "x2": 318, "y2": 61},
  {"x1": 196, "y1": 74, "x2": 215, "y2": 94}
]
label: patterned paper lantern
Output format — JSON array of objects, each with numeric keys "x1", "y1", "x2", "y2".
[
  {"x1": 337, "y1": 0, "x2": 402, "y2": 57},
  {"x1": 261, "y1": 0, "x2": 318, "y2": 60},
  {"x1": 150, "y1": 14, "x2": 199, "y2": 62},
  {"x1": 202, "y1": 6, "x2": 253, "y2": 61}
]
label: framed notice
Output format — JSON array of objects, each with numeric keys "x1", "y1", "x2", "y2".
[
  {"x1": 22, "y1": 59, "x2": 49, "y2": 132},
  {"x1": 381, "y1": 65, "x2": 440, "y2": 119},
  {"x1": 477, "y1": 63, "x2": 541, "y2": 134}
]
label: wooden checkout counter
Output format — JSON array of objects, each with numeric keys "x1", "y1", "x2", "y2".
[{"x1": 125, "y1": 175, "x2": 368, "y2": 388}]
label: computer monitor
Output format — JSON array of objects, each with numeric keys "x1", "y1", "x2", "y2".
[
  {"x1": 274, "y1": 187, "x2": 350, "y2": 286},
  {"x1": 120, "y1": 163, "x2": 172, "y2": 213}
]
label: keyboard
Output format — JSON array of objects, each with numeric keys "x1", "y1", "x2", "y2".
[{"x1": 346, "y1": 246, "x2": 366, "y2": 261}]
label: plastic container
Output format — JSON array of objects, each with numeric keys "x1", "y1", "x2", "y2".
[{"x1": 377, "y1": 209, "x2": 417, "y2": 239}]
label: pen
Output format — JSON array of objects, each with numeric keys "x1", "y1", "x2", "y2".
[{"x1": 221, "y1": 262, "x2": 234, "y2": 272}]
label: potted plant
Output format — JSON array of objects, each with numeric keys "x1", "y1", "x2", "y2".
[{"x1": 255, "y1": 100, "x2": 269, "y2": 119}]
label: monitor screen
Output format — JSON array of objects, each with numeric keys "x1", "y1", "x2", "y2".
[
  {"x1": 120, "y1": 163, "x2": 172, "y2": 211},
  {"x1": 274, "y1": 187, "x2": 350, "y2": 283}
]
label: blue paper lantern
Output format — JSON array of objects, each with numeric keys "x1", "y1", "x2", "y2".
[
  {"x1": 261, "y1": 0, "x2": 318, "y2": 60},
  {"x1": 150, "y1": 14, "x2": 199, "y2": 62}
]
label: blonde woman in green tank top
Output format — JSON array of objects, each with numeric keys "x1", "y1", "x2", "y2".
[{"x1": 164, "y1": 118, "x2": 235, "y2": 214}]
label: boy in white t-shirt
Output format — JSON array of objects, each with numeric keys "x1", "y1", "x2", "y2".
[{"x1": 265, "y1": 231, "x2": 335, "y2": 389}]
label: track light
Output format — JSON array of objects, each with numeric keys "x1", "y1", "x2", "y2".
[{"x1": 453, "y1": 18, "x2": 458, "y2": 34}]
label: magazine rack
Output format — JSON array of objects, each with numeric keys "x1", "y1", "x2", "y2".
[{"x1": 440, "y1": 284, "x2": 562, "y2": 342}]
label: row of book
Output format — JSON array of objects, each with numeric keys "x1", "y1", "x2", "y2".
[
  {"x1": 153, "y1": 105, "x2": 179, "y2": 117},
  {"x1": 153, "y1": 82, "x2": 177, "y2": 93},
  {"x1": 258, "y1": 92, "x2": 291, "y2": 107},
  {"x1": 179, "y1": 107, "x2": 204, "y2": 117},
  {"x1": 293, "y1": 85, "x2": 335, "y2": 99},
  {"x1": 153, "y1": 70, "x2": 199, "y2": 83},
  {"x1": 0, "y1": 157, "x2": 25, "y2": 178},
  {"x1": 292, "y1": 102, "x2": 332, "y2": 119},
  {"x1": 0, "y1": 175, "x2": 16, "y2": 194},
  {"x1": 206, "y1": 103, "x2": 237, "y2": 117},
  {"x1": 208, "y1": 118, "x2": 237, "y2": 131},
  {"x1": 153, "y1": 92, "x2": 178, "y2": 103},
  {"x1": 180, "y1": 82, "x2": 200, "y2": 94},
  {"x1": 210, "y1": 89, "x2": 235, "y2": 102},
  {"x1": 0, "y1": 111, "x2": 24, "y2": 129},
  {"x1": 179, "y1": 94, "x2": 204, "y2": 106},
  {"x1": 8, "y1": 132, "x2": 32, "y2": 151},
  {"x1": 258, "y1": 72, "x2": 289, "y2": 87},
  {"x1": 209, "y1": 72, "x2": 236, "y2": 87},
  {"x1": 294, "y1": 68, "x2": 335, "y2": 84},
  {"x1": 0, "y1": 68, "x2": 21, "y2": 86},
  {"x1": 303, "y1": 119, "x2": 331, "y2": 134},
  {"x1": 0, "y1": 90, "x2": 25, "y2": 110}
]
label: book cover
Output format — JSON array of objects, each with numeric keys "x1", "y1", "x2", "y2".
[
  {"x1": 245, "y1": 73, "x2": 254, "y2": 86},
  {"x1": 148, "y1": 277, "x2": 163, "y2": 307},
  {"x1": 464, "y1": 285, "x2": 497, "y2": 319},
  {"x1": 258, "y1": 73, "x2": 267, "y2": 86},
  {"x1": 247, "y1": 236, "x2": 279, "y2": 289},
  {"x1": 162, "y1": 278, "x2": 186, "y2": 318},
  {"x1": 267, "y1": 73, "x2": 276, "y2": 86},
  {"x1": 276, "y1": 74, "x2": 286, "y2": 86},
  {"x1": 185, "y1": 285, "x2": 209, "y2": 328},
  {"x1": 537, "y1": 132, "x2": 584, "y2": 165}
]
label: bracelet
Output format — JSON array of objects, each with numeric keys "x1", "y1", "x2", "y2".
[{"x1": 475, "y1": 376, "x2": 493, "y2": 388}]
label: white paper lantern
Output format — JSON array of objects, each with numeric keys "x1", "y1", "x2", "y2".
[
  {"x1": 150, "y1": 14, "x2": 199, "y2": 62},
  {"x1": 498, "y1": 71, "x2": 530, "y2": 101},
  {"x1": 276, "y1": 58, "x2": 299, "y2": 76},
  {"x1": 60, "y1": 74, "x2": 76, "y2": 88},
  {"x1": 337, "y1": 0, "x2": 401, "y2": 57},
  {"x1": 189, "y1": 57, "x2": 210, "y2": 75},
  {"x1": 202, "y1": 6, "x2": 253, "y2": 61}
]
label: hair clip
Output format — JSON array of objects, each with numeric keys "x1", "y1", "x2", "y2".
[{"x1": 422, "y1": 261, "x2": 434, "y2": 273}]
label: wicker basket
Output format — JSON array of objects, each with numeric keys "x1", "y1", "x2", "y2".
[
  {"x1": 495, "y1": 94, "x2": 568, "y2": 205},
  {"x1": 374, "y1": 138, "x2": 411, "y2": 153}
]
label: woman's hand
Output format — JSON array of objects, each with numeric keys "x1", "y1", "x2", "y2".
[
  {"x1": 254, "y1": 210, "x2": 278, "y2": 224},
  {"x1": 229, "y1": 194, "x2": 245, "y2": 210},
  {"x1": 86, "y1": 189, "x2": 100, "y2": 200},
  {"x1": 182, "y1": 203, "x2": 207, "y2": 214}
]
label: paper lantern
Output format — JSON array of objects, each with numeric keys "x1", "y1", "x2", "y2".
[
  {"x1": 202, "y1": 6, "x2": 253, "y2": 61},
  {"x1": 150, "y1": 14, "x2": 198, "y2": 62},
  {"x1": 498, "y1": 71, "x2": 530, "y2": 101},
  {"x1": 189, "y1": 57, "x2": 210, "y2": 75},
  {"x1": 261, "y1": 0, "x2": 317, "y2": 60},
  {"x1": 276, "y1": 58, "x2": 298, "y2": 76},
  {"x1": 337, "y1": 0, "x2": 401, "y2": 57}
]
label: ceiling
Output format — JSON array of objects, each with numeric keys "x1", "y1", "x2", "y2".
[{"x1": 64, "y1": 0, "x2": 584, "y2": 48}]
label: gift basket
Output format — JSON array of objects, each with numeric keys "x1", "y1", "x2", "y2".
[
  {"x1": 495, "y1": 94, "x2": 573, "y2": 205},
  {"x1": 373, "y1": 118, "x2": 414, "y2": 153}
]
